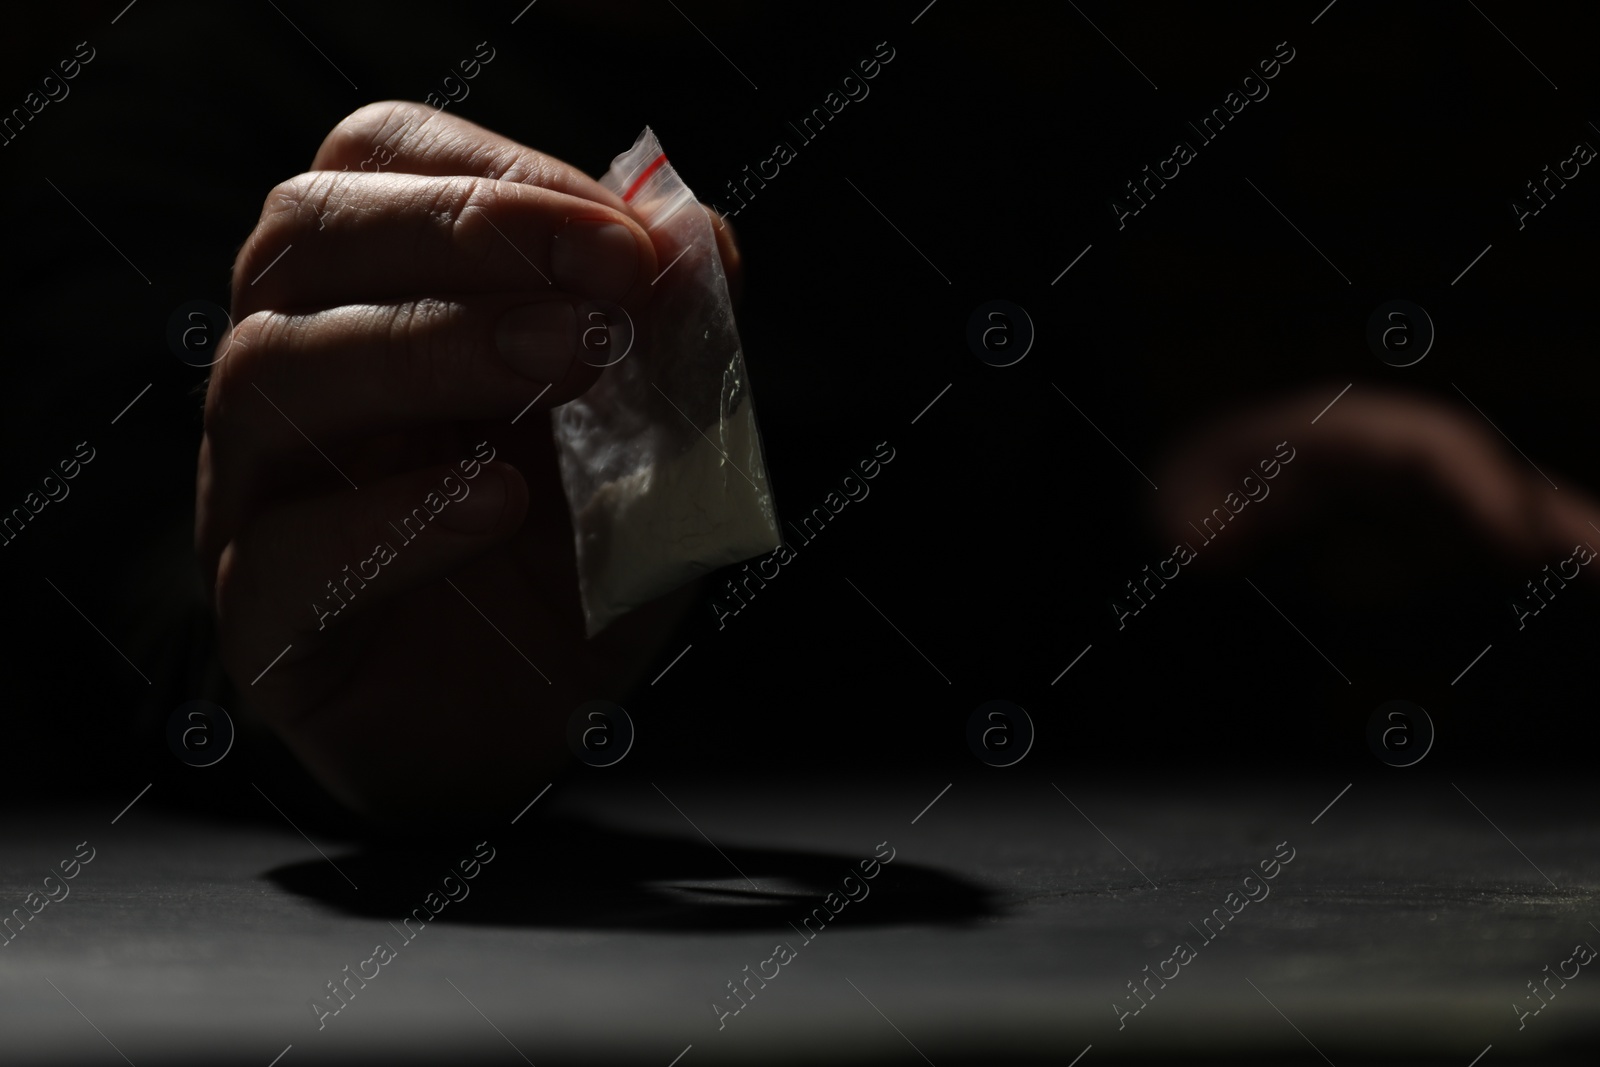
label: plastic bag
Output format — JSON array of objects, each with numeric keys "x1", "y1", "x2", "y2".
[{"x1": 551, "y1": 127, "x2": 781, "y2": 636}]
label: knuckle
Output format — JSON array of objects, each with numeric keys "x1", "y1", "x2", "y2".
[
  {"x1": 387, "y1": 299, "x2": 474, "y2": 403},
  {"x1": 262, "y1": 171, "x2": 343, "y2": 235},
  {"x1": 202, "y1": 310, "x2": 292, "y2": 441},
  {"x1": 228, "y1": 307, "x2": 281, "y2": 356},
  {"x1": 431, "y1": 175, "x2": 502, "y2": 267},
  {"x1": 235, "y1": 172, "x2": 341, "y2": 289},
  {"x1": 409, "y1": 300, "x2": 470, "y2": 399},
  {"x1": 495, "y1": 148, "x2": 560, "y2": 187},
  {"x1": 328, "y1": 100, "x2": 418, "y2": 150},
  {"x1": 319, "y1": 100, "x2": 432, "y2": 169}
]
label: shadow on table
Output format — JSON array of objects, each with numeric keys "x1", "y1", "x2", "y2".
[{"x1": 264, "y1": 815, "x2": 998, "y2": 932}]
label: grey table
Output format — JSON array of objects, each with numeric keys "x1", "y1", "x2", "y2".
[{"x1": 2, "y1": 774, "x2": 1596, "y2": 1064}]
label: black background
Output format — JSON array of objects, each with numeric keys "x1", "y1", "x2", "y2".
[{"x1": 2, "y1": 0, "x2": 1596, "y2": 825}]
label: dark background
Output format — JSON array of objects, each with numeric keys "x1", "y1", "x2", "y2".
[{"x1": 2, "y1": 0, "x2": 1596, "y2": 825}]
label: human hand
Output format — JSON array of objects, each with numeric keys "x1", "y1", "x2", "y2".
[
  {"x1": 1151, "y1": 386, "x2": 1600, "y2": 586},
  {"x1": 197, "y1": 103, "x2": 728, "y2": 820}
]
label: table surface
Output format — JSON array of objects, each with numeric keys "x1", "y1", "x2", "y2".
[{"x1": 2, "y1": 774, "x2": 1597, "y2": 1065}]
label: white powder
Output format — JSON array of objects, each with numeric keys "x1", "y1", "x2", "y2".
[
  {"x1": 555, "y1": 127, "x2": 781, "y2": 635},
  {"x1": 575, "y1": 395, "x2": 778, "y2": 634}
]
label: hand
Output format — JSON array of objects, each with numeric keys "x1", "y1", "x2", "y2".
[
  {"x1": 1151, "y1": 386, "x2": 1600, "y2": 584},
  {"x1": 197, "y1": 103, "x2": 727, "y2": 821}
]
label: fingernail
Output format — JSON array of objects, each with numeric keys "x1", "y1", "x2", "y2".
[
  {"x1": 437, "y1": 467, "x2": 507, "y2": 533},
  {"x1": 496, "y1": 302, "x2": 575, "y2": 383},
  {"x1": 552, "y1": 220, "x2": 640, "y2": 301}
]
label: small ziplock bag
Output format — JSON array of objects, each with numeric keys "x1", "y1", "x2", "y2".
[{"x1": 550, "y1": 127, "x2": 781, "y2": 636}]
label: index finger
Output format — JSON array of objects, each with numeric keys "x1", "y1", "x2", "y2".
[
  {"x1": 312, "y1": 100, "x2": 630, "y2": 212},
  {"x1": 319, "y1": 102, "x2": 746, "y2": 300}
]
